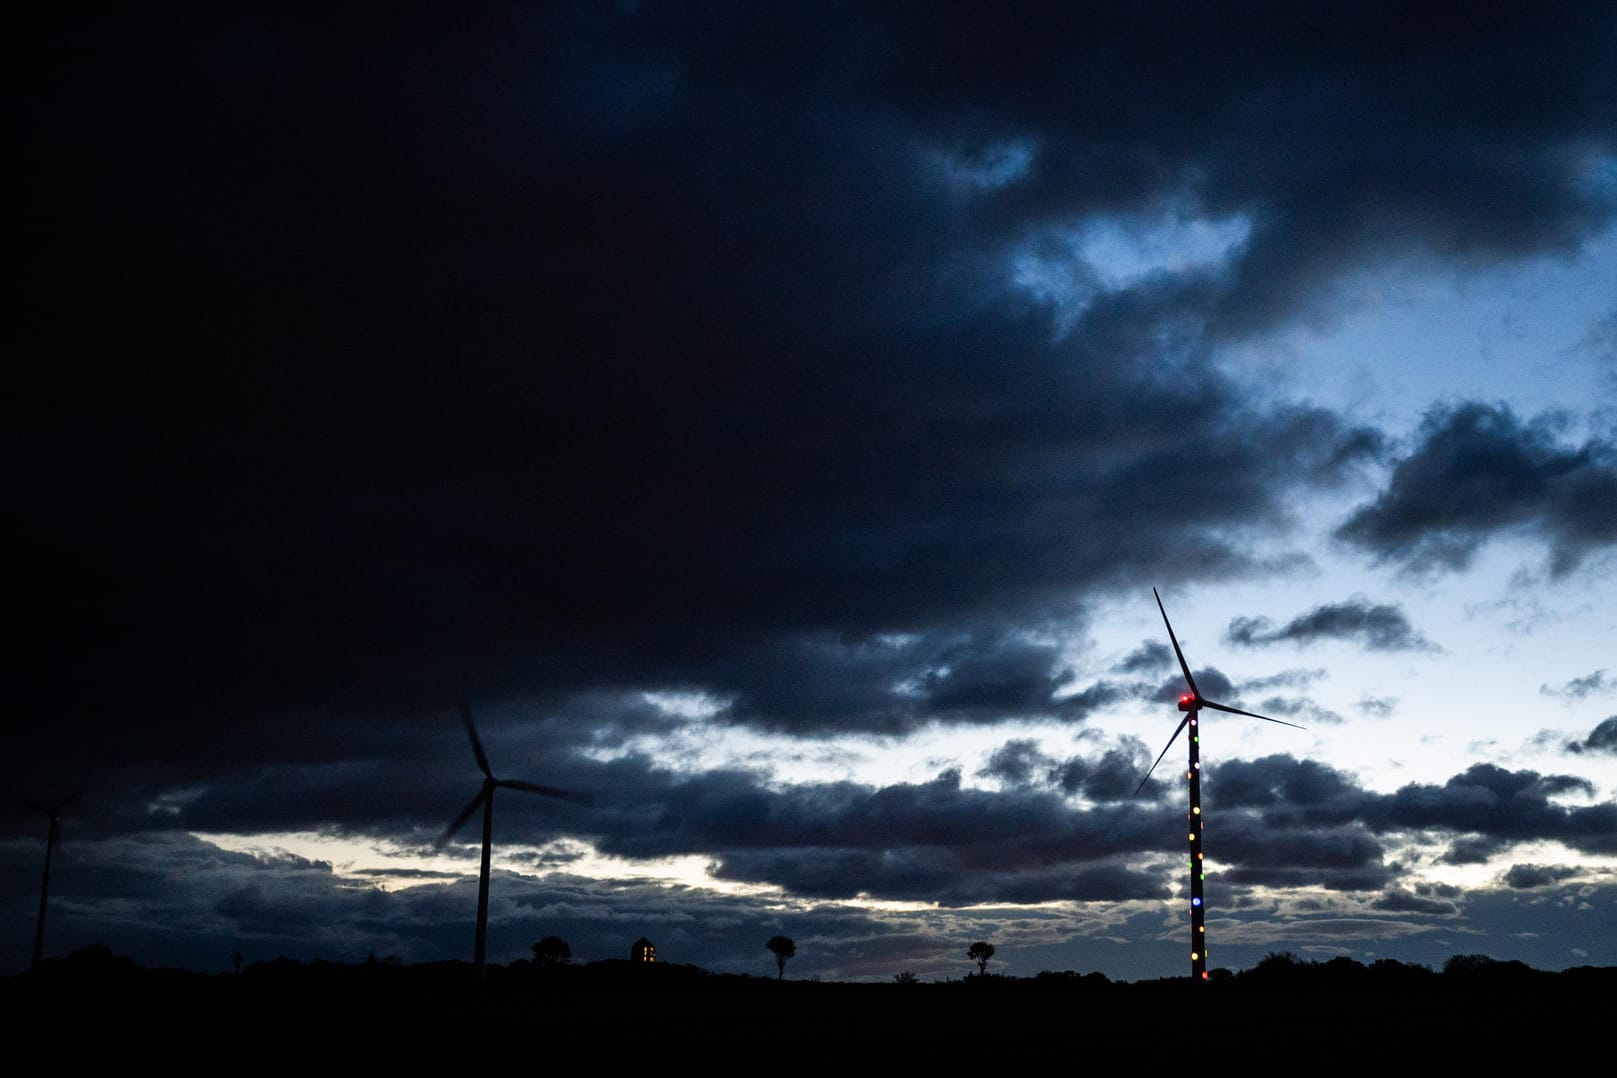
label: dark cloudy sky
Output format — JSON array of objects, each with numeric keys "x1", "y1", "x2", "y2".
[{"x1": 7, "y1": 4, "x2": 1614, "y2": 982}]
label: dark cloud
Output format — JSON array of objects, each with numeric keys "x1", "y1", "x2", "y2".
[
  {"x1": 978, "y1": 739, "x2": 1057, "y2": 788},
  {"x1": 890, "y1": 632, "x2": 1081, "y2": 722},
  {"x1": 1214, "y1": 814, "x2": 1393, "y2": 890},
  {"x1": 1443, "y1": 835, "x2": 1508, "y2": 865},
  {"x1": 14, "y1": 4, "x2": 1409, "y2": 787},
  {"x1": 1115, "y1": 641, "x2": 1172, "y2": 676},
  {"x1": 704, "y1": 630, "x2": 1120, "y2": 737},
  {"x1": 1373, "y1": 764, "x2": 1617, "y2": 856},
  {"x1": 1052, "y1": 746, "x2": 1148, "y2": 803},
  {"x1": 1146, "y1": 667, "x2": 1238, "y2": 705},
  {"x1": 1372, "y1": 888, "x2": 1461, "y2": 915},
  {"x1": 1211, "y1": 757, "x2": 1365, "y2": 816},
  {"x1": 1226, "y1": 598, "x2": 1436, "y2": 651},
  {"x1": 1540, "y1": 670, "x2": 1612, "y2": 701},
  {"x1": 1254, "y1": 696, "x2": 1346, "y2": 726},
  {"x1": 1502, "y1": 863, "x2": 1579, "y2": 889},
  {"x1": 1335, "y1": 403, "x2": 1617, "y2": 577},
  {"x1": 1566, "y1": 716, "x2": 1617, "y2": 756},
  {"x1": 16, "y1": 4, "x2": 1606, "y2": 777}
]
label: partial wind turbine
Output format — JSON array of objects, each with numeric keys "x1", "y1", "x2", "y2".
[
  {"x1": 25, "y1": 790, "x2": 83, "y2": 973},
  {"x1": 1137, "y1": 588, "x2": 1303, "y2": 983},
  {"x1": 437, "y1": 693, "x2": 590, "y2": 980}
]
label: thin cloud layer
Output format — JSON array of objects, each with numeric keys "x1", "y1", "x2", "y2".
[
  {"x1": 1226, "y1": 598, "x2": 1436, "y2": 651},
  {"x1": 1541, "y1": 670, "x2": 1612, "y2": 701}
]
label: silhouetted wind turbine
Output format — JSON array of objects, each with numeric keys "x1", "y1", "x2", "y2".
[
  {"x1": 437, "y1": 693, "x2": 590, "y2": 980},
  {"x1": 1137, "y1": 588, "x2": 1303, "y2": 983},
  {"x1": 25, "y1": 790, "x2": 83, "y2": 973}
]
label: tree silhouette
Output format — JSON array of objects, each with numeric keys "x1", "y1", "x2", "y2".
[
  {"x1": 532, "y1": 935, "x2": 572, "y2": 967},
  {"x1": 766, "y1": 935, "x2": 796, "y2": 980},
  {"x1": 893, "y1": 970, "x2": 919, "y2": 984},
  {"x1": 967, "y1": 941, "x2": 995, "y2": 976}
]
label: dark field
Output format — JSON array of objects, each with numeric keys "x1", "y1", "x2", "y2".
[{"x1": 6, "y1": 955, "x2": 1607, "y2": 1064}]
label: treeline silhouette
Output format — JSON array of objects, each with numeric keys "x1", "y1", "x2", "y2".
[
  {"x1": 11, "y1": 942, "x2": 1612, "y2": 1054},
  {"x1": 13, "y1": 940, "x2": 1612, "y2": 996}
]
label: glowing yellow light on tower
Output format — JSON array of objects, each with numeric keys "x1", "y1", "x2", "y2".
[
  {"x1": 1188, "y1": 832, "x2": 1196, "y2": 841},
  {"x1": 1192, "y1": 806, "x2": 1200, "y2": 814},
  {"x1": 1191, "y1": 951, "x2": 1199, "y2": 961}
]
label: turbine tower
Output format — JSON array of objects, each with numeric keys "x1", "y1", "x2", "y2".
[
  {"x1": 1136, "y1": 588, "x2": 1303, "y2": 983},
  {"x1": 438, "y1": 692, "x2": 590, "y2": 981},
  {"x1": 25, "y1": 790, "x2": 83, "y2": 973}
]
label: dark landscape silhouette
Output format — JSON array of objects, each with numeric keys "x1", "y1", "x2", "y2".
[{"x1": 8, "y1": 942, "x2": 1610, "y2": 1061}]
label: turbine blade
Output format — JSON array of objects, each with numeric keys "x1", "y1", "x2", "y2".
[
  {"x1": 1154, "y1": 587, "x2": 1200, "y2": 699},
  {"x1": 438, "y1": 788, "x2": 489, "y2": 848},
  {"x1": 1200, "y1": 699, "x2": 1306, "y2": 729},
  {"x1": 456, "y1": 691, "x2": 494, "y2": 778},
  {"x1": 1134, "y1": 715, "x2": 1191, "y2": 796},
  {"x1": 497, "y1": 779, "x2": 593, "y2": 806},
  {"x1": 20, "y1": 790, "x2": 84, "y2": 820}
]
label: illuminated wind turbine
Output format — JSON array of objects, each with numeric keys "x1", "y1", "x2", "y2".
[
  {"x1": 437, "y1": 693, "x2": 591, "y2": 980},
  {"x1": 1136, "y1": 587, "x2": 1303, "y2": 983},
  {"x1": 25, "y1": 790, "x2": 83, "y2": 973}
]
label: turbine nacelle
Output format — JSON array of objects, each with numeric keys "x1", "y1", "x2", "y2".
[{"x1": 1135, "y1": 589, "x2": 1304, "y2": 794}]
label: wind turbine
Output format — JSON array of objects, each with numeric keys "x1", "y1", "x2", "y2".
[
  {"x1": 437, "y1": 692, "x2": 591, "y2": 980},
  {"x1": 1136, "y1": 587, "x2": 1303, "y2": 983},
  {"x1": 24, "y1": 790, "x2": 83, "y2": 973}
]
